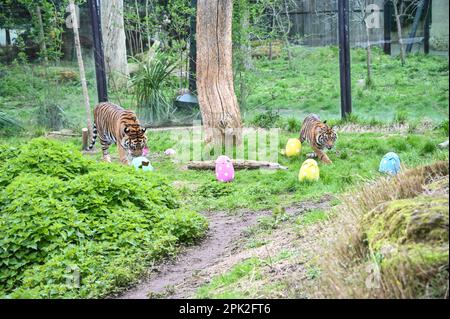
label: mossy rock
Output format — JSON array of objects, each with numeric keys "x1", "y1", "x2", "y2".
[
  {"x1": 364, "y1": 195, "x2": 449, "y2": 250},
  {"x1": 364, "y1": 195, "x2": 449, "y2": 297}
]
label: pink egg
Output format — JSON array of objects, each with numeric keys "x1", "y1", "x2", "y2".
[{"x1": 215, "y1": 155, "x2": 235, "y2": 183}]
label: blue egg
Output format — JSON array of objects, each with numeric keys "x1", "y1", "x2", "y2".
[
  {"x1": 379, "y1": 152, "x2": 401, "y2": 175},
  {"x1": 131, "y1": 156, "x2": 154, "y2": 172}
]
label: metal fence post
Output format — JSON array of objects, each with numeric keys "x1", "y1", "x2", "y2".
[
  {"x1": 338, "y1": 0, "x2": 352, "y2": 118},
  {"x1": 88, "y1": 0, "x2": 108, "y2": 103}
]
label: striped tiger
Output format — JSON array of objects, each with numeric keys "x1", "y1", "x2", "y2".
[
  {"x1": 88, "y1": 102, "x2": 147, "y2": 164},
  {"x1": 299, "y1": 114, "x2": 337, "y2": 164}
]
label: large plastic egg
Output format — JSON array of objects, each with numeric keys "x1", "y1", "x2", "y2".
[
  {"x1": 131, "y1": 156, "x2": 154, "y2": 172},
  {"x1": 285, "y1": 138, "x2": 302, "y2": 157},
  {"x1": 379, "y1": 152, "x2": 401, "y2": 176},
  {"x1": 215, "y1": 155, "x2": 235, "y2": 183},
  {"x1": 299, "y1": 159, "x2": 320, "y2": 182}
]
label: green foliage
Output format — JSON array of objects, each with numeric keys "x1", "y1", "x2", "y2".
[
  {"x1": 296, "y1": 210, "x2": 328, "y2": 226},
  {"x1": 0, "y1": 138, "x2": 207, "y2": 298},
  {"x1": 198, "y1": 182, "x2": 235, "y2": 199},
  {"x1": 36, "y1": 103, "x2": 67, "y2": 130},
  {"x1": 0, "y1": 111, "x2": 22, "y2": 134},
  {"x1": 131, "y1": 51, "x2": 177, "y2": 124},
  {"x1": 394, "y1": 108, "x2": 409, "y2": 125},
  {"x1": 248, "y1": 109, "x2": 281, "y2": 129},
  {"x1": 243, "y1": 47, "x2": 449, "y2": 123},
  {"x1": 436, "y1": 119, "x2": 449, "y2": 137}
]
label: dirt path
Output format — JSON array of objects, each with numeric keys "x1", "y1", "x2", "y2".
[
  {"x1": 115, "y1": 195, "x2": 333, "y2": 299},
  {"x1": 116, "y1": 211, "x2": 271, "y2": 299}
]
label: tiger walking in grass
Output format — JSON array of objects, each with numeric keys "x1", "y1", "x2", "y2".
[
  {"x1": 88, "y1": 102, "x2": 148, "y2": 164},
  {"x1": 300, "y1": 114, "x2": 337, "y2": 164}
]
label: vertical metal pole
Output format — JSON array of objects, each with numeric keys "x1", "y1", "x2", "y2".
[
  {"x1": 5, "y1": 29, "x2": 11, "y2": 45},
  {"x1": 384, "y1": 0, "x2": 392, "y2": 55},
  {"x1": 406, "y1": 0, "x2": 425, "y2": 53},
  {"x1": 188, "y1": 0, "x2": 197, "y2": 93},
  {"x1": 423, "y1": 0, "x2": 431, "y2": 55},
  {"x1": 88, "y1": 0, "x2": 108, "y2": 103},
  {"x1": 338, "y1": 0, "x2": 352, "y2": 118}
]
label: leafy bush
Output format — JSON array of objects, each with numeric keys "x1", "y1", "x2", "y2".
[
  {"x1": 0, "y1": 138, "x2": 208, "y2": 298},
  {"x1": 131, "y1": 51, "x2": 177, "y2": 124}
]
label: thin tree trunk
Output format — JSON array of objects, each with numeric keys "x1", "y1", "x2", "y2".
[
  {"x1": 241, "y1": 6, "x2": 253, "y2": 70},
  {"x1": 135, "y1": 0, "x2": 144, "y2": 54},
  {"x1": 365, "y1": 22, "x2": 372, "y2": 86},
  {"x1": 101, "y1": 0, "x2": 129, "y2": 90},
  {"x1": 393, "y1": 1, "x2": 406, "y2": 65},
  {"x1": 36, "y1": 6, "x2": 48, "y2": 63},
  {"x1": 145, "y1": 0, "x2": 151, "y2": 49},
  {"x1": 69, "y1": 0, "x2": 92, "y2": 142},
  {"x1": 283, "y1": 0, "x2": 293, "y2": 62},
  {"x1": 196, "y1": 0, "x2": 243, "y2": 145}
]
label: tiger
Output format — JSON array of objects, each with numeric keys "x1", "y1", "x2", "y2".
[
  {"x1": 299, "y1": 114, "x2": 337, "y2": 164},
  {"x1": 87, "y1": 102, "x2": 148, "y2": 164}
]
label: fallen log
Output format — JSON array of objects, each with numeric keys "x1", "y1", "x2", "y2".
[{"x1": 187, "y1": 160, "x2": 288, "y2": 171}]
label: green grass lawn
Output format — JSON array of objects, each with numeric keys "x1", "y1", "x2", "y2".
[
  {"x1": 1, "y1": 46, "x2": 448, "y2": 135},
  {"x1": 0, "y1": 45, "x2": 448, "y2": 299},
  {"x1": 76, "y1": 126, "x2": 449, "y2": 214},
  {"x1": 242, "y1": 46, "x2": 449, "y2": 123}
]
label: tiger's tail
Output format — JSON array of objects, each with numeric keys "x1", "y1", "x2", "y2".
[{"x1": 87, "y1": 123, "x2": 98, "y2": 150}]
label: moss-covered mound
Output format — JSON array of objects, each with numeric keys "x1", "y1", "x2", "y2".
[
  {"x1": 319, "y1": 161, "x2": 449, "y2": 299},
  {"x1": 0, "y1": 138, "x2": 208, "y2": 298},
  {"x1": 364, "y1": 193, "x2": 448, "y2": 297}
]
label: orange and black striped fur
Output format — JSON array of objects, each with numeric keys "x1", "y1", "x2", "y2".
[
  {"x1": 88, "y1": 102, "x2": 147, "y2": 164},
  {"x1": 299, "y1": 114, "x2": 337, "y2": 164}
]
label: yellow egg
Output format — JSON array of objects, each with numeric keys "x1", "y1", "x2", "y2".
[
  {"x1": 299, "y1": 159, "x2": 320, "y2": 182},
  {"x1": 285, "y1": 138, "x2": 302, "y2": 157}
]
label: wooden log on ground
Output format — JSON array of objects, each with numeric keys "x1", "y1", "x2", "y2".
[
  {"x1": 187, "y1": 160, "x2": 288, "y2": 171},
  {"x1": 82, "y1": 128, "x2": 89, "y2": 150}
]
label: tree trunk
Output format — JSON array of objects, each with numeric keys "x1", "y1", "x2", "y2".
[
  {"x1": 69, "y1": 1, "x2": 93, "y2": 143},
  {"x1": 5, "y1": 29, "x2": 11, "y2": 45},
  {"x1": 196, "y1": 0, "x2": 243, "y2": 145},
  {"x1": 393, "y1": 1, "x2": 406, "y2": 65},
  {"x1": 187, "y1": 160, "x2": 288, "y2": 171},
  {"x1": 36, "y1": 6, "x2": 48, "y2": 63},
  {"x1": 365, "y1": 22, "x2": 373, "y2": 86},
  {"x1": 101, "y1": 0, "x2": 129, "y2": 90},
  {"x1": 241, "y1": 7, "x2": 253, "y2": 71}
]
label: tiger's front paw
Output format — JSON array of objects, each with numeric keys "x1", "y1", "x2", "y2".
[{"x1": 103, "y1": 155, "x2": 112, "y2": 163}]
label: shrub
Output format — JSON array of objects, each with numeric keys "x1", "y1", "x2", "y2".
[
  {"x1": 249, "y1": 109, "x2": 281, "y2": 129},
  {"x1": 130, "y1": 51, "x2": 177, "y2": 124},
  {"x1": 0, "y1": 138, "x2": 208, "y2": 298}
]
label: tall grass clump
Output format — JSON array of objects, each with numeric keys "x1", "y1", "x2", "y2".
[
  {"x1": 316, "y1": 161, "x2": 449, "y2": 299},
  {"x1": 0, "y1": 111, "x2": 23, "y2": 136},
  {"x1": 36, "y1": 103, "x2": 68, "y2": 130},
  {"x1": 131, "y1": 51, "x2": 177, "y2": 124}
]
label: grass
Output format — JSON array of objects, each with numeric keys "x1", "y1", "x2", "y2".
[
  {"x1": 317, "y1": 161, "x2": 449, "y2": 299},
  {"x1": 2, "y1": 127, "x2": 447, "y2": 214},
  {"x1": 1, "y1": 46, "x2": 448, "y2": 135},
  {"x1": 0, "y1": 45, "x2": 448, "y2": 299},
  {"x1": 243, "y1": 47, "x2": 449, "y2": 123}
]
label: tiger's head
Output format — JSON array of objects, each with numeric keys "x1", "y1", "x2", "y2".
[
  {"x1": 122, "y1": 124, "x2": 148, "y2": 158},
  {"x1": 318, "y1": 122, "x2": 337, "y2": 150}
]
